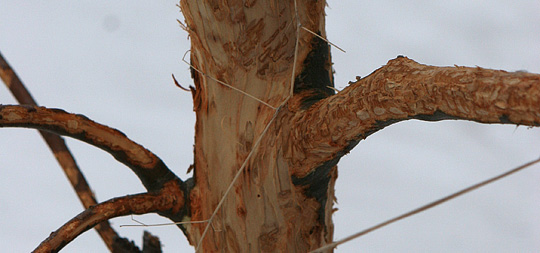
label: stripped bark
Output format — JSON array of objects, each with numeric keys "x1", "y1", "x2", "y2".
[
  {"x1": 1, "y1": 1, "x2": 538, "y2": 251},
  {"x1": 0, "y1": 105, "x2": 178, "y2": 191},
  {"x1": 179, "y1": 1, "x2": 540, "y2": 252},
  {"x1": 287, "y1": 56, "x2": 540, "y2": 177},
  {"x1": 33, "y1": 179, "x2": 184, "y2": 253},
  {"x1": 0, "y1": 51, "x2": 132, "y2": 251},
  {"x1": 180, "y1": 0, "x2": 336, "y2": 251}
]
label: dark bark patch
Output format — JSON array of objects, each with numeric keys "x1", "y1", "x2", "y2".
[
  {"x1": 291, "y1": 139, "x2": 359, "y2": 228},
  {"x1": 165, "y1": 177, "x2": 195, "y2": 238},
  {"x1": 289, "y1": 111, "x2": 457, "y2": 227},
  {"x1": 498, "y1": 114, "x2": 513, "y2": 124},
  {"x1": 293, "y1": 32, "x2": 334, "y2": 109},
  {"x1": 25, "y1": 106, "x2": 37, "y2": 112}
]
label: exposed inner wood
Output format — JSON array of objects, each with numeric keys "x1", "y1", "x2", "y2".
[
  {"x1": 289, "y1": 57, "x2": 540, "y2": 177},
  {"x1": 179, "y1": 1, "x2": 540, "y2": 252},
  {"x1": 2, "y1": 1, "x2": 540, "y2": 251},
  {"x1": 180, "y1": 0, "x2": 333, "y2": 251}
]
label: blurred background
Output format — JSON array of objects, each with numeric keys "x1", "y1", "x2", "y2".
[{"x1": 0, "y1": 1, "x2": 539, "y2": 252}]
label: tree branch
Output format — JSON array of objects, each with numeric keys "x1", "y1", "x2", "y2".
[
  {"x1": 1, "y1": 53, "x2": 192, "y2": 249},
  {"x1": 33, "y1": 179, "x2": 185, "y2": 253},
  {"x1": 0, "y1": 104, "x2": 180, "y2": 191},
  {"x1": 288, "y1": 56, "x2": 540, "y2": 177},
  {"x1": 0, "y1": 51, "x2": 140, "y2": 251}
]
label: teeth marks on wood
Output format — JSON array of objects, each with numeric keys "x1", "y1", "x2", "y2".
[
  {"x1": 373, "y1": 107, "x2": 385, "y2": 116},
  {"x1": 356, "y1": 110, "x2": 370, "y2": 120}
]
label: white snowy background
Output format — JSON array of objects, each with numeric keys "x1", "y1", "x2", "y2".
[{"x1": 0, "y1": 1, "x2": 539, "y2": 252}]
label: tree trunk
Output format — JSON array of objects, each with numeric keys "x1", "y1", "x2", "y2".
[
  {"x1": 176, "y1": 0, "x2": 540, "y2": 251},
  {"x1": 3, "y1": 1, "x2": 539, "y2": 252},
  {"x1": 180, "y1": 1, "x2": 336, "y2": 251},
  {"x1": 179, "y1": 1, "x2": 540, "y2": 252}
]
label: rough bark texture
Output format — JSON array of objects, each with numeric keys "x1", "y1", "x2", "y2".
[
  {"x1": 0, "y1": 105, "x2": 177, "y2": 191},
  {"x1": 2, "y1": 1, "x2": 540, "y2": 252},
  {"x1": 34, "y1": 179, "x2": 184, "y2": 252},
  {"x1": 1, "y1": 52, "x2": 125, "y2": 250},
  {"x1": 288, "y1": 56, "x2": 540, "y2": 176},
  {"x1": 178, "y1": 1, "x2": 540, "y2": 252},
  {"x1": 180, "y1": 0, "x2": 335, "y2": 251},
  {"x1": 0, "y1": 104, "x2": 189, "y2": 252}
]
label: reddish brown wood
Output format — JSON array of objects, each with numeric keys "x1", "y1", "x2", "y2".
[
  {"x1": 0, "y1": 51, "x2": 127, "y2": 251},
  {"x1": 2, "y1": 1, "x2": 540, "y2": 252},
  {"x1": 33, "y1": 179, "x2": 184, "y2": 252}
]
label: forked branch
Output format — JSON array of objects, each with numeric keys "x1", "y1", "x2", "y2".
[
  {"x1": 0, "y1": 51, "x2": 127, "y2": 250},
  {"x1": 0, "y1": 104, "x2": 180, "y2": 191},
  {"x1": 289, "y1": 56, "x2": 540, "y2": 176},
  {"x1": 33, "y1": 179, "x2": 185, "y2": 253}
]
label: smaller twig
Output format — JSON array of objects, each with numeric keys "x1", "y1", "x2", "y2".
[
  {"x1": 311, "y1": 157, "x2": 540, "y2": 252},
  {"x1": 172, "y1": 73, "x2": 191, "y2": 92},
  {"x1": 177, "y1": 19, "x2": 189, "y2": 32},
  {"x1": 121, "y1": 217, "x2": 210, "y2": 227},
  {"x1": 122, "y1": 217, "x2": 222, "y2": 234},
  {"x1": 130, "y1": 214, "x2": 149, "y2": 226},
  {"x1": 327, "y1": 86, "x2": 340, "y2": 93},
  {"x1": 300, "y1": 26, "x2": 346, "y2": 53},
  {"x1": 33, "y1": 189, "x2": 182, "y2": 253},
  {"x1": 289, "y1": 0, "x2": 300, "y2": 98},
  {"x1": 0, "y1": 51, "x2": 129, "y2": 251},
  {"x1": 176, "y1": 4, "x2": 190, "y2": 33}
]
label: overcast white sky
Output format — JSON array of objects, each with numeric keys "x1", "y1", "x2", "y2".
[{"x1": 1, "y1": 1, "x2": 539, "y2": 252}]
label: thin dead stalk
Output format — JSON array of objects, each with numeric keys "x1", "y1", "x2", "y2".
[{"x1": 311, "y1": 157, "x2": 540, "y2": 252}]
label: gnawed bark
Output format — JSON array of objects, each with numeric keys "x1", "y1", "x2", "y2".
[
  {"x1": 1, "y1": 52, "x2": 123, "y2": 250},
  {"x1": 0, "y1": 104, "x2": 193, "y2": 250},
  {"x1": 2, "y1": 0, "x2": 538, "y2": 251},
  {"x1": 179, "y1": 0, "x2": 540, "y2": 252},
  {"x1": 33, "y1": 179, "x2": 184, "y2": 252},
  {"x1": 287, "y1": 56, "x2": 540, "y2": 177},
  {"x1": 0, "y1": 105, "x2": 178, "y2": 191},
  {"x1": 180, "y1": 0, "x2": 335, "y2": 251}
]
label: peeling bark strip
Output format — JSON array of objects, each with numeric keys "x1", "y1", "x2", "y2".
[
  {"x1": 180, "y1": 0, "x2": 336, "y2": 251},
  {"x1": 0, "y1": 105, "x2": 178, "y2": 191},
  {"x1": 289, "y1": 56, "x2": 540, "y2": 177},
  {"x1": 33, "y1": 179, "x2": 185, "y2": 253},
  {"x1": 182, "y1": 0, "x2": 539, "y2": 251},
  {"x1": 1, "y1": 1, "x2": 538, "y2": 251}
]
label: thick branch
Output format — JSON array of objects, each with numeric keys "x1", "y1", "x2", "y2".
[
  {"x1": 0, "y1": 51, "x2": 128, "y2": 250},
  {"x1": 33, "y1": 179, "x2": 185, "y2": 253},
  {"x1": 0, "y1": 104, "x2": 179, "y2": 191},
  {"x1": 289, "y1": 56, "x2": 540, "y2": 177}
]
